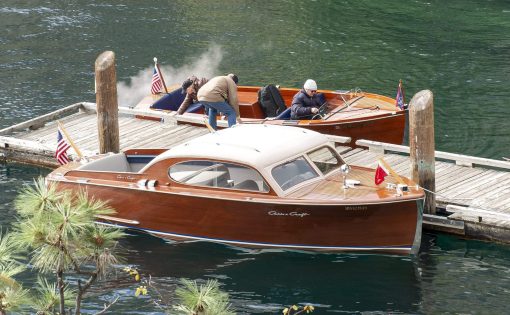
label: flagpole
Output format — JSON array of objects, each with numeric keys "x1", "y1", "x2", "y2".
[
  {"x1": 400, "y1": 79, "x2": 405, "y2": 104},
  {"x1": 203, "y1": 118, "x2": 216, "y2": 133},
  {"x1": 154, "y1": 57, "x2": 168, "y2": 94},
  {"x1": 378, "y1": 158, "x2": 406, "y2": 185},
  {"x1": 57, "y1": 121, "x2": 83, "y2": 158}
]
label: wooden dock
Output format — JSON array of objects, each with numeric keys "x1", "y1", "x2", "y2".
[{"x1": 1, "y1": 102, "x2": 510, "y2": 243}]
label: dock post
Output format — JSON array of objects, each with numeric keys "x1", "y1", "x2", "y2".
[
  {"x1": 409, "y1": 90, "x2": 436, "y2": 214},
  {"x1": 95, "y1": 51, "x2": 119, "y2": 154}
]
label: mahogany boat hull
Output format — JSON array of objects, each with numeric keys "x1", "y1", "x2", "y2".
[
  {"x1": 249, "y1": 112, "x2": 406, "y2": 146},
  {"x1": 142, "y1": 86, "x2": 407, "y2": 146},
  {"x1": 51, "y1": 180, "x2": 423, "y2": 255}
]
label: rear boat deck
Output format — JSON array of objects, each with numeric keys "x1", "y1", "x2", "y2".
[{"x1": 1, "y1": 102, "x2": 510, "y2": 243}]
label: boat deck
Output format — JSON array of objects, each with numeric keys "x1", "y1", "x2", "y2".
[{"x1": 1, "y1": 102, "x2": 510, "y2": 242}]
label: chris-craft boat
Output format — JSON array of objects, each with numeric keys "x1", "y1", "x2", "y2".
[
  {"x1": 136, "y1": 85, "x2": 407, "y2": 145},
  {"x1": 46, "y1": 125, "x2": 424, "y2": 254}
]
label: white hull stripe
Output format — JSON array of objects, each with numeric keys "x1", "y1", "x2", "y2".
[{"x1": 97, "y1": 222, "x2": 412, "y2": 252}]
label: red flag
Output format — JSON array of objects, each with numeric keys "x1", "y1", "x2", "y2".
[
  {"x1": 374, "y1": 161, "x2": 389, "y2": 185},
  {"x1": 55, "y1": 127, "x2": 71, "y2": 165}
]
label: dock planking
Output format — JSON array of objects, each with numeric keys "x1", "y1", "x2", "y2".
[{"x1": 1, "y1": 102, "x2": 510, "y2": 243}]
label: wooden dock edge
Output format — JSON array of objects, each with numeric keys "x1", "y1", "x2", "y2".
[
  {"x1": 356, "y1": 139, "x2": 510, "y2": 170},
  {"x1": 447, "y1": 205, "x2": 510, "y2": 243},
  {"x1": 423, "y1": 206, "x2": 510, "y2": 244},
  {"x1": 423, "y1": 213, "x2": 465, "y2": 235}
]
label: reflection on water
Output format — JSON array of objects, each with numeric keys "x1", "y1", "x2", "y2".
[{"x1": 120, "y1": 232, "x2": 422, "y2": 314}]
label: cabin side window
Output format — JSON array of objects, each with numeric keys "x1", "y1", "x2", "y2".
[
  {"x1": 307, "y1": 146, "x2": 342, "y2": 175},
  {"x1": 271, "y1": 157, "x2": 318, "y2": 191},
  {"x1": 168, "y1": 160, "x2": 269, "y2": 192}
]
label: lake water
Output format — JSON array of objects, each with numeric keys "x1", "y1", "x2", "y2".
[{"x1": 1, "y1": 1, "x2": 510, "y2": 314}]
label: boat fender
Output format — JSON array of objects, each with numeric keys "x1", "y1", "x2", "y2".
[
  {"x1": 346, "y1": 179, "x2": 360, "y2": 186},
  {"x1": 147, "y1": 179, "x2": 158, "y2": 187},
  {"x1": 137, "y1": 179, "x2": 148, "y2": 187},
  {"x1": 397, "y1": 184, "x2": 409, "y2": 192}
]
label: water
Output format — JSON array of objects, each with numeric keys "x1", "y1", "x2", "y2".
[{"x1": 1, "y1": 0, "x2": 510, "y2": 313}]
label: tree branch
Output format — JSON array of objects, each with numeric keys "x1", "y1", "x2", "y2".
[{"x1": 94, "y1": 296, "x2": 119, "y2": 315}]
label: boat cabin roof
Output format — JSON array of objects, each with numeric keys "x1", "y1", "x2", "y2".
[{"x1": 147, "y1": 124, "x2": 330, "y2": 169}]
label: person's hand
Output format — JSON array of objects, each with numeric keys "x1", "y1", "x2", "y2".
[{"x1": 311, "y1": 107, "x2": 319, "y2": 114}]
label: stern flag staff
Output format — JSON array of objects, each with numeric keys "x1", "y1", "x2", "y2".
[
  {"x1": 374, "y1": 158, "x2": 407, "y2": 186},
  {"x1": 396, "y1": 79, "x2": 405, "y2": 110},
  {"x1": 374, "y1": 160, "x2": 389, "y2": 185},
  {"x1": 55, "y1": 126, "x2": 71, "y2": 165},
  {"x1": 55, "y1": 121, "x2": 83, "y2": 165},
  {"x1": 151, "y1": 57, "x2": 168, "y2": 94}
]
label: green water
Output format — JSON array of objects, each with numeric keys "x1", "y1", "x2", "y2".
[{"x1": 1, "y1": 0, "x2": 510, "y2": 313}]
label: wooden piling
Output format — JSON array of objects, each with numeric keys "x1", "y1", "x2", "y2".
[
  {"x1": 409, "y1": 90, "x2": 436, "y2": 214},
  {"x1": 95, "y1": 51, "x2": 119, "y2": 154}
]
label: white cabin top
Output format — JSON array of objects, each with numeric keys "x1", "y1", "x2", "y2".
[{"x1": 148, "y1": 124, "x2": 330, "y2": 169}]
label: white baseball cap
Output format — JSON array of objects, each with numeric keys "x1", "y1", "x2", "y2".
[{"x1": 303, "y1": 79, "x2": 317, "y2": 90}]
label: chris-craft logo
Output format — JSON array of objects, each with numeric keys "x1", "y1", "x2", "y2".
[{"x1": 268, "y1": 210, "x2": 310, "y2": 218}]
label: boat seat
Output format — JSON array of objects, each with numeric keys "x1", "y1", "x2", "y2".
[
  {"x1": 233, "y1": 179, "x2": 259, "y2": 191},
  {"x1": 150, "y1": 88, "x2": 185, "y2": 111},
  {"x1": 77, "y1": 153, "x2": 131, "y2": 172}
]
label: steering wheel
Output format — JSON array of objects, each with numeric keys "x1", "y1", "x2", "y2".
[{"x1": 312, "y1": 102, "x2": 329, "y2": 120}]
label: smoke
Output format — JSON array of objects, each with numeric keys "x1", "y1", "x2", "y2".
[{"x1": 117, "y1": 45, "x2": 223, "y2": 107}]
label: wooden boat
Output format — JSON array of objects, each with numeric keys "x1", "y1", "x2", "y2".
[
  {"x1": 46, "y1": 125, "x2": 424, "y2": 255},
  {"x1": 136, "y1": 85, "x2": 407, "y2": 145}
]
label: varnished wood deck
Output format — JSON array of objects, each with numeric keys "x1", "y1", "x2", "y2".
[{"x1": 1, "y1": 102, "x2": 510, "y2": 242}]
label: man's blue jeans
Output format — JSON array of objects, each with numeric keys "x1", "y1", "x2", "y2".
[{"x1": 201, "y1": 101, "x2": 237, "y2": 130}]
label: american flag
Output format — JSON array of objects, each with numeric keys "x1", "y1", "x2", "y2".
[
  {"x1": 396, "y1": 79, "x2": 405, "y2": 110},
  {"x1": 150, "y1": 66, "x2": 163, "y2": 94},
  {"x1": 55, "y1": 127, "x2": 71, "y2": 165}
]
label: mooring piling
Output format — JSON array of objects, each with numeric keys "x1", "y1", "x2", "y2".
[
  {"x1": 409, "y1": 90, "x2": 436, "y2": 214},
  {"x1": 95, "y1": 51, "x2": 119, "y2": 154}
]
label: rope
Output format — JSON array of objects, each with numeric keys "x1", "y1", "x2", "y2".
[{"x1": 419, "y1": 185, "x2": 473, "y2": 201}]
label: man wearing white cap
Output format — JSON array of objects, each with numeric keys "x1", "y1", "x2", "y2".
[{"x1": 290, "y1": 79, "x2": 324, "y2": 120}]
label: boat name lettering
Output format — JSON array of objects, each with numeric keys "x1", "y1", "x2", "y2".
[
  {"x1": 116, "y1": 175, "x2": 137, "y2": 180},
  {"x1": 268, "y1": 211, "x2": 309, "y2": 218},
  {"x1": 345, "y1": 206, "x2": 368, "y2": 211}
]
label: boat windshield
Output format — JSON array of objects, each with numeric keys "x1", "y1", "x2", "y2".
[
  {"x1": 169, "y1": 160, "x2": 270, "y2": 192},
  {"x1": 307, "y1": 146, "x2": 342, "y2": 175},
  {"x1": 271, "y1": 157, "x2": 318, "y2": 191}
]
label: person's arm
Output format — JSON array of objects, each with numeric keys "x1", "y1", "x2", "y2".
[
  {"x1": 226, "y1": 79, "x2": 240, "y2": 118},
  {"x1": 177, "y1": 94, "x2": 193, "y2": 115}
]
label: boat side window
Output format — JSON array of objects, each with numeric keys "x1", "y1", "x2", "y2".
[
  {"x1": 168, "y1": 160, "x2": 269, "y2": 192},
  {"x1": 307, "y1": 146, "x2": 342, "y2": 175},
  {"x1": 271, "y1": 157, "x2": 318, "y2": 191}
]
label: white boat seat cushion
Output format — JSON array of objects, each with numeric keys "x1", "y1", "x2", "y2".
[{"x1": 77, "y1": 153, "x2": 131, "y2": 172}]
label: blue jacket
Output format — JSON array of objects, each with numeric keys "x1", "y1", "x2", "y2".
[{"x1": 290, "y1": 90, "x2": 324, "y2": 119}]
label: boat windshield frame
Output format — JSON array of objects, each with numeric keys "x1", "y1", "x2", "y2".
[
  {"x1": 307, "y1": 146, "x2": 343, "y2": 176},
  {"x1": 271, "y1": 156, "x2": 319, "y2": 191},
  {"x1": 271, "y1": 145, "x2": 345, "y2": 192}
]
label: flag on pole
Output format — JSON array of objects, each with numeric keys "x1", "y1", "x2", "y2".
[
  {"x1": 396, "y1": 79, "x2": 405, "y2": 110},
  {"x1": 150, "y1": 66, "x2": 163, "y2": 94},
  {"x1": 374, "y1": 160, "x2": 389, "y2": 185},
  {"x1": 55, "y1": 126, "x2": 71, "y2": 165}
]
